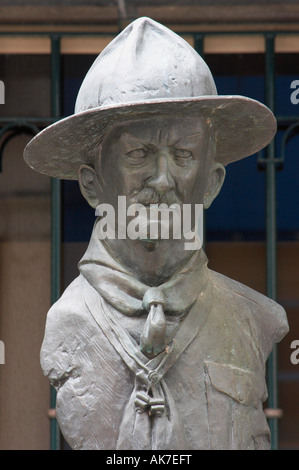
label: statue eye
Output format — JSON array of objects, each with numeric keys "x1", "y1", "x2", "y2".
[
  {"x1": 174, "y1": 149, "x2": 193, "y2": 166},
  {"x1": 125, "y1": 148, "x2": 147, "y2": 164}
]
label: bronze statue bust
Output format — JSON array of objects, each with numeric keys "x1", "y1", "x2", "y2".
[{"x1": 24, "y1": 17, "x2": 288, "y2": 450}]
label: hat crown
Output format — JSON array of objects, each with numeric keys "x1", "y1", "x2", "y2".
[{"x1": 75, "y1": 17, "x2": 217, "y2": 114}]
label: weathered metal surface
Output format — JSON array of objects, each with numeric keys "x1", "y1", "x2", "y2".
[{"x1": 23, "y1": 17, "x2": 288, "y2": 450}]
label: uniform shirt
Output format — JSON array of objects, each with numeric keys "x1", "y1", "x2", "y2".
[{"x1": 41, "y1": 221, "x2": 289, "y2": 450}]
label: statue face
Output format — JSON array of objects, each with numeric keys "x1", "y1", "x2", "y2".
[
  {"x1": 79, "y1": 115, "x2": 225, "y2": 241},
  {"x1": 98, "y1": 116, "x2": 217, "y2": 210}
]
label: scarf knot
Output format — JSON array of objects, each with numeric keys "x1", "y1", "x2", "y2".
[
  {"x1": 134, "y1": 390, "x2": 165, "y2": 417},
  {"x1": 141, "y1": 287, "x2": 167, "y2": 356}
]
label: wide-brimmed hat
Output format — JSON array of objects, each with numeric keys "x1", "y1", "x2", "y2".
[{"x1": 24, "y1": 17, "x2": 276, "y2": 180}]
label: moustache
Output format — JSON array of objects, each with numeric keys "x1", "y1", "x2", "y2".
[{"x1": 134, "y1": 188, "x2": 181, "y2": 206}]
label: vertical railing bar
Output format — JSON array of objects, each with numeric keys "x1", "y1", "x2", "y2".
[
  {"x1": 194, "y1": 33, "x2": 204, "y2": 58},
  {"x1": 50, "y1": 34, "x2": 62, "y2": 451},
  {"x1": 264, "y1": 32, "x2": 279, "y2": 450}
]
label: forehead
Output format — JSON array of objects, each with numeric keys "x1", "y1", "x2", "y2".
[{"x1": 102, "y1": 116, "x2": 210, "y2": 148}]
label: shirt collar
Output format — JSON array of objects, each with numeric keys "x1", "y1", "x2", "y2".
[{"x1": 79, "y1": 218, "x2": 211, "y2": 316}]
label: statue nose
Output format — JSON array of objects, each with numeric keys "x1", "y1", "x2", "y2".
[{"x1": 147, "y1": 154, "x2": 174, "y2": 194}]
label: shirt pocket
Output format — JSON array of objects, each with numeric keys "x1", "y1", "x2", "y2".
[{"x1": 204, "y1": 360, "x2": 270, "y2": 450}]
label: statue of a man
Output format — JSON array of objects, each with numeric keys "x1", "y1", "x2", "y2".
[{"x1": 24, "y1": 17, "x2": 288, "y2": 450}]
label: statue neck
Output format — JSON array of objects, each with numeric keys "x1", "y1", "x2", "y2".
[{"x1": 102, "y1": 237, "x2": 197, "y2": 286}]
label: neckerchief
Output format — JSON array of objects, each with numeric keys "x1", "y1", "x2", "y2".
[{"x1": 79, "y1": 219, "x2": 213, "y2": 449}]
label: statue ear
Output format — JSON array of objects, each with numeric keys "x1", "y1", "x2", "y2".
[
  {"x1": 203, "y1": 162, "x2": 226, "y2": 209},
  {"x1": 78, "y1": 164, "x2": 102, "y2": 209}
]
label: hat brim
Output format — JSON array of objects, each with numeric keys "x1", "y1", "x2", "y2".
[{"x1": 23, "y1": 96, "x2": 276, "y2": 180}]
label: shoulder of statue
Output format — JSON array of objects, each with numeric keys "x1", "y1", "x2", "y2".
[
  {"x1": 41, "y1": 274, "x2": 100, "y2": 387},
  {"x1": 46, "y1": 274, "x2": 88, "y2": 321},
  {"x1": 208, "y1": 269, "x2": 289, "y2": 355}
]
